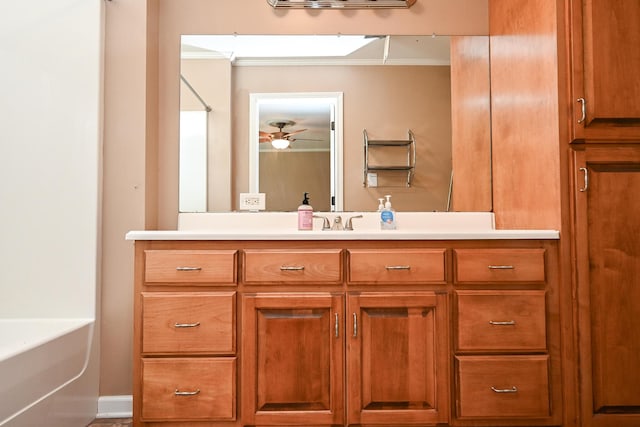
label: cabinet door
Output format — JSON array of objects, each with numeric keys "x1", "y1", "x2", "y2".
[
  {"x1": 573, "y1": 145, "x2": 640, "y2": 427},
  {"x1": 241, "y1": 293, "x2": 344, "y2": 426},
  {"x1": 347, "y1": 292, "x2": 449, "y2": 425},
  {"x1": 571, "y1": 0, "x2": 640, "y2": 140}
]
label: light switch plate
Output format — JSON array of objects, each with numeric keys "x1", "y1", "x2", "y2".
[
  {"x1": 239, "y1": 193, "x2": 266, "y2": 211},
  {"x1": 367, "y1": 172, "x2": 378, "y2": 187}
]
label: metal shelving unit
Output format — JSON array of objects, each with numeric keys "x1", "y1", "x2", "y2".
[{"x1": 363, "y1": 129, "x2": 416, "y2": 187}]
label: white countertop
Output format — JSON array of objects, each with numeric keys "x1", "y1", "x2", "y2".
[{"x1": 125, "y1": 212, "x2": 559, "y2": 241}]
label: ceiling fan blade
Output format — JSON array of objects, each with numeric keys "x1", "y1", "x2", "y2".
[
  {"x1": 283, "y1": 128, "x2": 307, "y2": 138},
  {"x1": 259, "y1": 130, "x2": 273, "y2": 143},
  {"x1": 290, "y1": 138, "x2": 326, "y2": 142}
]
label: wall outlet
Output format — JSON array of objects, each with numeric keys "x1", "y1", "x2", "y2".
[
  {"x1": 239, "y1": 193, "x2": 266, "y2": 211},
  {"x1": 367, "y1": 172, "x2": 378, "y2": 187}
]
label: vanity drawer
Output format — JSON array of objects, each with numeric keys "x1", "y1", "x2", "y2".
[
  {"x1": 347, "y1": 249, "x2": 446, "y2": 284},
  {"x1": 142, "y1": 292, "x2": 235, "y2": 354},
  {"x1": 455, "y1": 290, "x2": 547, "y2": 352},
  {"x1": 454, "y1": 249, "x2": 546, "y2": 284},
  {"x1": 144, "y1": 250, "x2": 237, "y2": 284},
  {"x1": 455, "y1": 355, "x2": 550, "y2": 418},
  {"x1": 243, "y1": 249, "x2": 342, "y2": 284},
  {"x1": 141, "y1": 357, "x2": 236, "y2": 421}
]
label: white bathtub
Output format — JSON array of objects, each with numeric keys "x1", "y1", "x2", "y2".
[{"x1": 0, "y1": 319, "x2": 95, "y2": 426}]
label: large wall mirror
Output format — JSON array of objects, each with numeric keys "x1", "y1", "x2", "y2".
[{"x1": 179, "y1": 34, "x2": 491, "y2": 213}]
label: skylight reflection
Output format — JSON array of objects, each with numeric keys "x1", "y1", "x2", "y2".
[{"x1": 181, "y1": 35, "x2": 378, "y2": 58}]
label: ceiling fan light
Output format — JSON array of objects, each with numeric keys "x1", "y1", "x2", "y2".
[{"x1": 271, "y1": 138, "x2": 290, "y2": 149}]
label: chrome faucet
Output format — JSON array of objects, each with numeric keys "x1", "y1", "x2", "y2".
[
  {"x1": 331, "y1": 216, "x2": 344, "y2": 231},
  {"x1": 313, "y1": 214, "x2": 363, "y2": 231},
  {"x1": 313, "y1": 215, "x2": 332, "y2": 230},
  {"x1": 344, "y1": 214, "x2": 363, "y2": 231}
]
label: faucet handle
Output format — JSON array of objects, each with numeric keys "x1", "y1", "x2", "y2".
[
  {"x1": 313, "y1": 215, "x2": 331, "y2": 230},
  {"x1": 331, "y1": 215, "x2": 344, "y2": 231},
  {"x1": 345, "y1": 215, "x2": 363, "y2": 231}
]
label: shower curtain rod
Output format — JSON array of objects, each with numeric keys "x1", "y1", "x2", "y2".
[{"x1": 180, "y1": 74, "x2": 212, "y2": 112}]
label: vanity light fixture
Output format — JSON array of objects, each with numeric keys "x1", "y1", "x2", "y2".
[
  {"x1": 271, "y1": 138, "x2": 291, "y2": 149},
  {"x1": 267, "y1": 0, "x2": 416, "y2": 9}
]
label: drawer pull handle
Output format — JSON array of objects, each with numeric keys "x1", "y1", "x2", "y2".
[
  {"x1": 491, "y1": 386, "x2": 518, "y2": 393},
  {"x1": 174, "y1": 322, "x2": 201, "y2": 328},
  {"x1": 175, "y1": 266, "x2": 202, "y2": 271},
  {"x1": 334, "y1": 313, "x2": 339, "y2": 338},
  {"x1": 280, "y1": 265, "x2": 305, "y2": 271},
  {"x1": 489, "y1": 320, "x2": 516, "y2": 326},
  {"x1": 385, "y1": 265, "x2": 411, "y2": 270},
  {"x1": 174, "y1": 388, "x2": 200, "y2": 396},
  {"x1": 487, "y1": 265, "x2": 514, "y2": 270}
]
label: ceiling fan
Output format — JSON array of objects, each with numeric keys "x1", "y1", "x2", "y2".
[{"x1": 259, "y1": 120, "x2": 307, "y2": 149}]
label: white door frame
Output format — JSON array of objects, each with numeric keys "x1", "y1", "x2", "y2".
[{"x1": 249, "y1": 92, "x2": 344, "y2": 211}]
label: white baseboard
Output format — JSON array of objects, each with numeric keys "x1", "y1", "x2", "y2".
[{"x1": 96, "y1": 395, "x2": 132, "y2": 419}]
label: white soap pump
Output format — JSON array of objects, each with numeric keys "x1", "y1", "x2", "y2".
[{"x1": 377, "y1": 198, "x2": 385, "y2": 212}]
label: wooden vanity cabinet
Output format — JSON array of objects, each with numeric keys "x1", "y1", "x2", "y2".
[
  {"x1": 241, "y1": 247, "x2": 449, "y2": 426},
  {"x1": 133, "y1": 245, "x2": 238, "y2": 427},
  {"x1": 451, "y1": 248, "x2": 560, "y2": 426},
  {"x1": 132, "y1": 240, "x2": 560, "y2": 427},
  {"x1": 569, "y1": 0, "x2": 640, "y2": 141},
  {"x1": 241, "y1": 292, "x2": 345, "y2": 426},
  {"x1": 346, "y1": 291, "x2": 449, "y2": 426}
]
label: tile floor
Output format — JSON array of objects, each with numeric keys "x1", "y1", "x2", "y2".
[{"x1": 86, "y1": 419, "x2": 132, "y2": 427}]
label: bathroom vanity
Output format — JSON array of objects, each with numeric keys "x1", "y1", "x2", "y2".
[{"x1": 127, "y1": 213, "x2": 561, "y2": 427}]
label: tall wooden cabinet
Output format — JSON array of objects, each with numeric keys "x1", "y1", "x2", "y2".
[
  {"x1": 570, "y1": 0, "x2": 640, "y2": 140},
  {"x1": 572, "y1": 145, "x2": 640, "y2": 427},
  {"x1": 568, "y1": 0, "x2": 640, "y2": 425}
]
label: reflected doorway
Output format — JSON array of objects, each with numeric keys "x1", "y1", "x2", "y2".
[{"x1": 249, "y1": 92, "x2": 343, "y2": 211}]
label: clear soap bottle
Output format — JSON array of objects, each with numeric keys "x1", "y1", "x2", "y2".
[{"x1": 380, "y1": 194, "x2": 397, "y2": 230}]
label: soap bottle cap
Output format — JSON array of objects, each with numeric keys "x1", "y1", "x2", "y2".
[
  {"x1": 384, "y1": 195, "x2": 392, "y2": 209},
  {"x1": 302, "y1": 192, "x2": 310, "y2": 205},
  {"x1": 377, "y1": 198, "x2": 385, "y2": 211}
]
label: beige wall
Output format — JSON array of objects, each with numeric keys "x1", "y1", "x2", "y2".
[
  {"x1": 102, "y1": 0, "x2": 488, "y2": 396},
  {"x1": 260, "y1": 151, "x2": 332, "y2": 211}
]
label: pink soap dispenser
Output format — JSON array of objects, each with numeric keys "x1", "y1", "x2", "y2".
[{"x1": 297, "y1": 192, "x2": 313, "y2": 231}]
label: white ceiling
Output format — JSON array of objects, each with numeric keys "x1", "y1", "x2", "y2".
[{"x1": 181, "y1": 34, "x2": 451, "y2": 65}]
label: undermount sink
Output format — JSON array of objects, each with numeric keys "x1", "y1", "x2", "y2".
[{"x1": 177, "y1": 211, "x2": 496, "y2": 233}]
